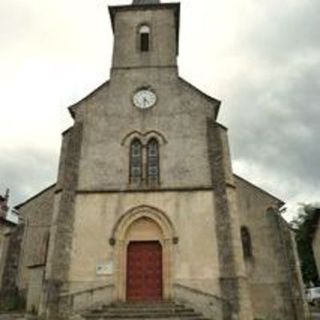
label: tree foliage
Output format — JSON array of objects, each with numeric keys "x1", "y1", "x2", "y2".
[{"x1": 291, "y1": 205, "x2": 320, "y2": 286}]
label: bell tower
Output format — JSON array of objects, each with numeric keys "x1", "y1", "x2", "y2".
[{"x1": 109, "y1": 0, "x2": 180, "y2": 69}]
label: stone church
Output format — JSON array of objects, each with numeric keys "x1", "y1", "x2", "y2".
[{"x1": 0, "y1": 0, "x2": 309, "y2": 319}]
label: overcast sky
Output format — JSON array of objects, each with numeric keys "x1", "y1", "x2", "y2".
[{"x1": 0, "y1": 0, "x2": 319, "y2": 220}]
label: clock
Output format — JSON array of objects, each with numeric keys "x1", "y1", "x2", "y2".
[{"x1": 133, "y1": 89, "x2": 157, "y2": 109}]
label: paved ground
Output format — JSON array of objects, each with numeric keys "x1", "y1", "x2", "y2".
[
  {"x1": 2, "y1": 312, "x2": 320, "y2": 319},
  {"x1": 0, "y1": 315, "x2": 24, "y2": 320},
  {"x1": 312, "y1": 312, "x2": 320, "y2": 319}
]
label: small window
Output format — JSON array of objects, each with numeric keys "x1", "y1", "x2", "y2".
[
  {"x1": 139, "y1": 25, "x2": 150, "y2": 52},
  {"x1": 147, "y1": 139, "x2": 159, "y2": 184},
  {"x1": 241, "y1": 226, "x2": 253, "y2": 259},
  {"x1": 130, "y1": 139, "x2": 143, "y2": 184}
]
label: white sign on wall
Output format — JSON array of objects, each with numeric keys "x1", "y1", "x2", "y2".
[{"x1": 96, "y1": 261, "x2": 113, "y2": 275}]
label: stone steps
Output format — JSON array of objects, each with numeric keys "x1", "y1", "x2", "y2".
[{"x1": 82, "y1": 302, "x2": 210, "y2": 320}]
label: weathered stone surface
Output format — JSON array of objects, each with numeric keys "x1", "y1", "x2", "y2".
[
  {"x1": 206, "y1": 120, "x2": 253, "y2": 320},
  {"x1": 0, "y1": 223, "x2": 23, "y2": 311},
  {"x1": 0, "y1": 313, "x2": 24, "y2": 320},
  {"x1": 0, "y1": 221, "x2": 16, "y2": 291},
  {"x1": 235, "y1": 177, "x2": 309, "y2": 319},
  {"x1": 12, "y1": 184, "x2": 55, "y2": 313},
  {"x1": 42, "y1": 123, "x2": 84, "y2": 320}
]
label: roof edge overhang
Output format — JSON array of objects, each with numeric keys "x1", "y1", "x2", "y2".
[
  {"x1": 234, "y1": 174, "x2": 285, "y2": 207},
  {"x1": 178, "y1": 76, "x2": 221, "y2": 119},
  {"x1": 14, "y1": 183, "x2": 56, "y2": 210},
  {"x1": 0, "y1": 216, "x2": 16, "y2": 227},
  {"x1": 108, "y1": 3, "x2": 180, "y2": 55}
]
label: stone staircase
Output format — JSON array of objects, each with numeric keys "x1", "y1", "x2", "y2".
[{"x1": 82, "y1": 302, "x2": 211, "y2": 320}]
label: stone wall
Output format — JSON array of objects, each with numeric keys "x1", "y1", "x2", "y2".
[
  {"x1": 235, "y1": 176, "x2": 309, "y2": 320},
  {"x1": 0, "y1": 223, "x2": 23, "y2": 310},
  {"x1": 0, "y1": 223, "x2": 13, "y2": 289},
  {"x1": 111, "y1": 5, "x2": 178, "y2": 69},
  {"x1": 41, "y1": 123, "x2": 84, "y2": 320},
  {"x1": 13, "y1": 184, "x2": 55, "y2": 312},
  {"x1": 73, "y1": 71, "x2": 219, "y2": 193},
  {"x1": 67, "y1": 191, "x2": 221, "y2": 297}
]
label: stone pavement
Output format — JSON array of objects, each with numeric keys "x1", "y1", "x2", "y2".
[
  {"x1": 0, "y1": 314, "x2": 24, "y2": 320},
  {"x1": 312, "y1": 312, "x2": 320, "y2": 320},
  {"x1": 1, "y1": 313, "x2": 320, "y2": 320}
]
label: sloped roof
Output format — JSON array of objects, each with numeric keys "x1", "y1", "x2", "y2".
[
  {"x1": 234, "y1": 174, "x2": 284, "y2": 206},
  {"x1": 14, "y1": 183, "x2": 56, "y2": 210},
  {"x1": 0, "y1": 216, "x2": 16, "y2": 227},
  {"x1": 133, "y1": 0, "x2": 160, "y2": 4}
]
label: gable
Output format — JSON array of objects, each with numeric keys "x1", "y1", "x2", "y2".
[
  {"x1": 68, "y1": 81, "x2": 110, "y2": 119},
  {"x1": 234, "y1": 174, "x2": 284, "y2": 208}
]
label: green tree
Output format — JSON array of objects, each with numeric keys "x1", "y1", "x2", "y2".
[{"x1": 291, "y1": 204, "x2": 320, "y2": 286}]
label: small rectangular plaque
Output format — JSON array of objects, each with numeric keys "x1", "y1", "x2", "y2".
[{"x1": 96, "y1": 262, "x2": 113, "y2": 275}]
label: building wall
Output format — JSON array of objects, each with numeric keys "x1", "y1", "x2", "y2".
[
  {"x1": 15, "y1": 184, "x2": 55, "y2": 309},
  {"x1": 0, "y1": 222, "x2": 23, "y2": 310},
  {"x1": 0, "y1": 223, "x2": 13, "y2": 289},
  {"x1": 75, "y1": 71, "x2": 219, "y2": 192},
  {"x1": 68, "y1": 191, "x2": 220, "y2": 296},
  {"x1": 41, "y1": 6, "x2": 250, "y2": 319},
  {"x1": 235, "y1": 176, "x2": 308, "y2": 320},
  {"x1": 112, "y1": 6, "x2": 177, "y2": 68}
]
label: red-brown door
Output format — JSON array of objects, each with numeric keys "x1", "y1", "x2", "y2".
[{"x1": 126, "y1": 241, "x2": 163, "y2": 301}]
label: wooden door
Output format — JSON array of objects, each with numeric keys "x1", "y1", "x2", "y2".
[{"x1": 126, "y1": 241, "x2": 163, "y2": 301}]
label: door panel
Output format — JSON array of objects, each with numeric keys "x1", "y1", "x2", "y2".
[{"x1": 127, "y1": 241, "x2": 163, "y2": 301}]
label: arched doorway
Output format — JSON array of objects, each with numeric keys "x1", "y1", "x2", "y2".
[
  {"x1": 111, "y1": 206, "x2": 176, "y2": 302},
  {"x1": 125, "y1": 217, "x2": 164, "y2": 301}
]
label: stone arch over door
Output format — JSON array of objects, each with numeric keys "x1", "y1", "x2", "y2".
[{"x1": 111, "y1": 205, "x2": 177, "y2": 301}]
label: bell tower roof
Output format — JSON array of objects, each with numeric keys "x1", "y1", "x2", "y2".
[{"x1": 132, "y1": 0, "x2": 160, "y2": 4}]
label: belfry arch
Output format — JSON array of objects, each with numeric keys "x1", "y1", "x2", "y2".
[{"x1": 110, "y1": 205, "x2": 177, "y2": 301}]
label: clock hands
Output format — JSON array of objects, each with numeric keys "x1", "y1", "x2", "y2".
[
  {"x1": 133, "y1": 89, "x2": 156, "y2": 109},
  {"x1": 143, "y1": 96, "x2": 148, "y2": 108}
]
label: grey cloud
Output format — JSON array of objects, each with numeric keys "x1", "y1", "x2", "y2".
[
  {"x1": 228, "y1": 65, "x2": 320, "y2": 185},
  {"x1": 243, "y1": 1, "x2": 320, "y2": 62},
  {"x1": 216, "y1": 0, "x2": 320, "y2": 215},
  {"x1": 0, "y1": 148, "x2": 58, "y2": 208}
]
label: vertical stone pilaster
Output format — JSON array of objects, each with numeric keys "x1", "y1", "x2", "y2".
[
  {"x1": 207, "y1": 119, "x2": 252, "y2": 320},
  {"x1": 41, "y1": 122, "x2": 83, "y2": 320}
]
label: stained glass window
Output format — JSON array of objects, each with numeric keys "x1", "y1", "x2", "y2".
[
  {"x1": 147, "y1": 139, "x2": 159, "y2": 184},
  {"x1": 130, "y1": 139, "x2": 142, "y2": 184}
]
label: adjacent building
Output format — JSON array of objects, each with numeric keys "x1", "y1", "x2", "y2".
[{"x1": 0, "y1": 190, "x2": 17, "y2": 308}]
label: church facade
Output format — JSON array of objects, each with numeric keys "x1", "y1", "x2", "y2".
[{"x1": 1, "y1": 1, "x2": 309, "y2": 319}]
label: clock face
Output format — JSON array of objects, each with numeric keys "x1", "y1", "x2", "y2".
[{"x1": 133, "y1": 89, "x2": 157, "y2": 109}]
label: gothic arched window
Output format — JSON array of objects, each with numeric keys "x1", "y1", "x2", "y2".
[
  {"x1": 139, "y1": 25, "x2": 151, "y2": 52},
  {"x1": 130, "y1": 139, "x2": 143, "y2": 184},
  {"x1": 241, "y1": 226, "x2": 253, "y2": 259},
  {"x1": 147, "y1": 138, "x2": 159, "y2": 184}
]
